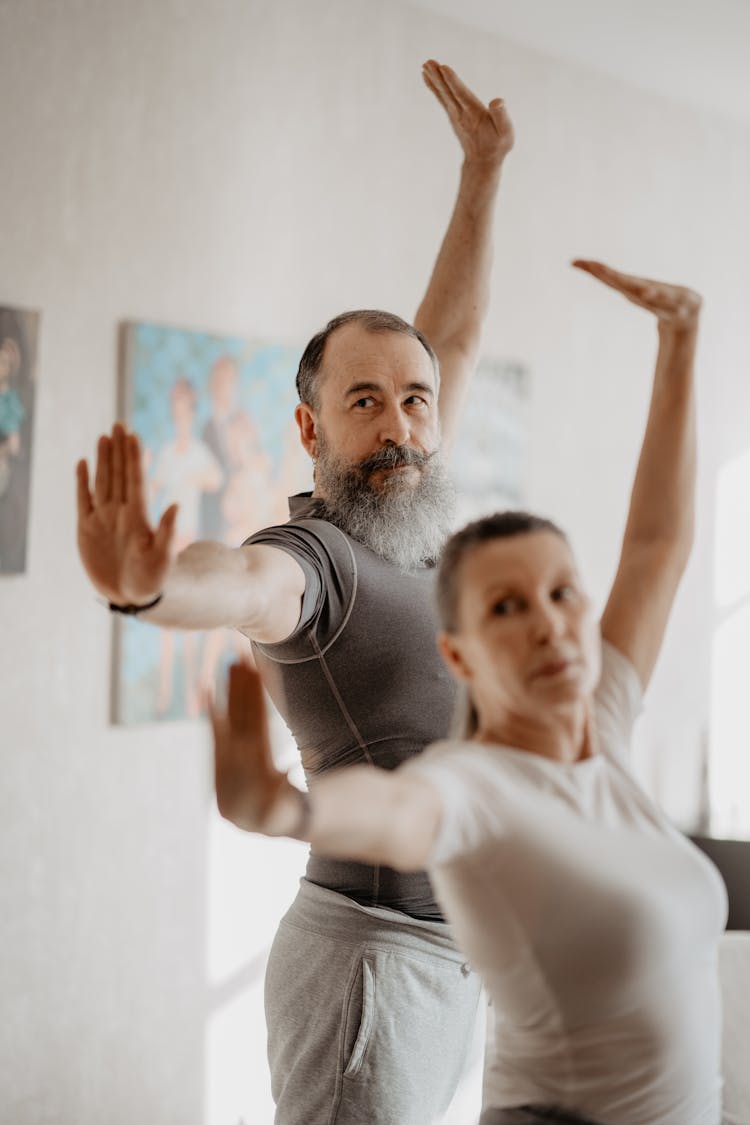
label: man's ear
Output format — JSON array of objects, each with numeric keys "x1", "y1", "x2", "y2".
[
  {"x1": 437, "y1": 631, "x2": 471, "y2": 683},
  {"x1": 295, "y1": 403, "x2": 318, "y2": 460}
]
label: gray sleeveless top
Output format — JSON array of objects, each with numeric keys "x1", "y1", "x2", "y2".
[{"x1": 245, "y1": 493, "x2": 457, "y2": 920}]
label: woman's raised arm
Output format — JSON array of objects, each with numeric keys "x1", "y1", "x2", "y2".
[{"x1": 574, "y1": 260, "x2": 702, "y2": 690}]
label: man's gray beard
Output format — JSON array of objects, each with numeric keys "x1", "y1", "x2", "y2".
[{"x1": 315, "y1": 438, "x2": 455, "y2": 572}]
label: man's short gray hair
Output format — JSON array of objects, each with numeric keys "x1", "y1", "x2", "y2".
[{"x1": 295, "y1": 310, "x2": 440, "y2": 410}]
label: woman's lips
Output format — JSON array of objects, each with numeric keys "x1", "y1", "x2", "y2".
[{"x1": 531, "y1": 658, "x2": 577, "y2": 680}]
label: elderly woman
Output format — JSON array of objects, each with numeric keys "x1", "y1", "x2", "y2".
[{"x1": 211, "y1": 263, "x2": 726, "y2": 1125}]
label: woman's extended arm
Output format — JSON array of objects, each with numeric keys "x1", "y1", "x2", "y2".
[
  {"x1": 575, "y1": 260, "x2": 702, "y2": 690},
  {"x1": 210, "y1": 661, "x2": 443, "y2": 872}
]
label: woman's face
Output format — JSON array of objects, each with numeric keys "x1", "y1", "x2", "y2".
[{"x1": 439, "y1": 531, "x2": 601, "y2": 724}]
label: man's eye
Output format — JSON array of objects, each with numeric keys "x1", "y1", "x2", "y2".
[
  {"x1": 405, "y1": 395, "x2": 427, "y2": 407},
  {"x1": 353, "y1": 397, "x2": 375, "y2": 408}
]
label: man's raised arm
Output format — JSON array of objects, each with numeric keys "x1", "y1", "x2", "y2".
[
  {"x1": 76, "y1": 423, "x2": 304, "y2": 640},
  {"x1": 415, "y1": 60, "x2": 514, "y2": 448}
]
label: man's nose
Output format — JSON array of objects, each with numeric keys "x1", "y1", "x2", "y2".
[{"x1": 378, "y1": 404, "x2": 411, "y2": 447}]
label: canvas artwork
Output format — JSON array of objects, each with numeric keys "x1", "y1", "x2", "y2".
[
  {"x1": 114, "y1": 321, "x2": 311, "y2": 725},
  {"x1": 450, "y1": 354, "x2": 530, "y2": 524},
  {"x1": 0, "y1": 305, "x2": 40, "y2": 575}
]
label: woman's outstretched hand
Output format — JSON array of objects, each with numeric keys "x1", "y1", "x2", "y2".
[
  {"x1": 210, "y1": 661, "x2": 304, "y2": 837},
  {"x1": 573, "y1": 260, "x2": 701, "y2": 332}
]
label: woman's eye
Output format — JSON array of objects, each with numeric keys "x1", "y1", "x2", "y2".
[{"x1": 552, "y1": 585, "x2": 576, "y2": 602}]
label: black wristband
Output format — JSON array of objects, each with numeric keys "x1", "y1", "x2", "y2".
[{"x1": 108, "y1": 593, "x2": 164, "y2": 616}]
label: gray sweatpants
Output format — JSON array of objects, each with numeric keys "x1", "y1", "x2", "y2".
[{"x1": 264, "y1": 877, "x2": 482, "y2": 1125}]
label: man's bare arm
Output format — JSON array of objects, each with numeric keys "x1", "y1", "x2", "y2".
[
  {"x1": 415, "y1": 61, "x2": 514, "y2": 448},
  {"x1": 76, "y1": 423, "x2": 305, "y2": 640}
]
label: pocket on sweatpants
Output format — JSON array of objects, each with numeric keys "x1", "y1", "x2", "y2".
[{"x1": 342, "y1": 956, "x2": 375, "y2": 1077}]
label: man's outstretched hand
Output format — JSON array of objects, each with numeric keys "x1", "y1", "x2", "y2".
[
  {"x1": 76, "y1": 422, "x2": 177, "y2": 606},
  {"x1": 423, "y1": 59, "x2": 514, "y2": 169}
]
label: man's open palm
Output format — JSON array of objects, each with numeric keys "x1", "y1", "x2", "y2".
[{"x1": 76, "y1": 423, "x2": 177, "y2": 604}]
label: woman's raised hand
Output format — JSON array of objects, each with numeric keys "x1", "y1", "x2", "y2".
[
  {"x1": 76, "y1": 423, "x2": 177, "y2": 605},
  {"x1": 573, "y1": 260, "x2": 701, "y2": 331}
]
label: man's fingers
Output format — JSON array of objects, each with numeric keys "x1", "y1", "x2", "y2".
[
  {"x1": 155, "y1": 503, "x2": 178, "y2": 554},
  {"x1": 126, "y1": 433, "x2": 146, "y2": 513},
  {"x1": 76, "y1": 459, "x2": 93, "y2": 518},
  {"x1": 422, "y1": 60, "x2": 462, "y2": 118},
  {"x1": 111, "y1": 423, "x2": 127, "y2": 504},
  {"x1": 94, "y1": 434, "x2": 112, "y2": 505},
  {"x1": 437, "y1": 62, "x2": 483, "y2": 112}
]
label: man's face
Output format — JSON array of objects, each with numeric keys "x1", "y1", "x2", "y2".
[
  {"x1": 297, "y1": 322, "x2": 441, "y2": 496},
  {"x1": 294, "y1": 323, "x2": 453, "y2": 571}
]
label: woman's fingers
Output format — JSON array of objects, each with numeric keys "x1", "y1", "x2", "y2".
[
  {"x1": 573, "y1": 260, "x2": 701, "y2": 322},
  {"x1": 572, "y1": 259, "x2": 645, "y2": 291}
]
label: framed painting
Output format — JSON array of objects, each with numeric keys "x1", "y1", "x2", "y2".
[
  {"x1": 113, "y1": 320, "x2": 311, "y2": 725},
  {"x1": 450, "y1": 354, "x2": 530, "y2": 524},
  {"x1": 0, "y1": 305, "x2": 40, "y2": 575}
]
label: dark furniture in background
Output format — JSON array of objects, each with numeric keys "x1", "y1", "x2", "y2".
[{"x1": 691, "y1": 836, "x2": 750, "y2": 930}]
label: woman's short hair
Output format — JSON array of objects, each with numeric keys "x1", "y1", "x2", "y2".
[{"x1": 436, "y1": 510, "x2": 568, "y2": 633}]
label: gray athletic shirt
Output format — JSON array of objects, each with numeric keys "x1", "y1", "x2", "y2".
[{"x1": 245, "y1": 493, "x2": 457, "y2": 920}]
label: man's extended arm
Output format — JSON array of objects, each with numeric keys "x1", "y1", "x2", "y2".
[
  {"x1": 414, "y1": 61, "x2": 514, "y2": 447},
  {"x1": 76, "y1": 423, "x2": 305, "y2": 638}
]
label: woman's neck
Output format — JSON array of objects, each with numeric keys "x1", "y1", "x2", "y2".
[{"x1": 475, "y1": 699, "x2": 595, "y2": 764}]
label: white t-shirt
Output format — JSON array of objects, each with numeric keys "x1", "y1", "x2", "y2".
[{"x1": 402, "y1": 641, "x2": 728, "y2": 1125}]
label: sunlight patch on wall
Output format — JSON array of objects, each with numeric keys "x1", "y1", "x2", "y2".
[{"x1": 205, "y1": 982, "x2": 275, "y2": 1125}]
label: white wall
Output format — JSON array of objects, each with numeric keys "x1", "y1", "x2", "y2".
[{"x1": 2, "y1": 0, "x2": 750, "y2": 1121}]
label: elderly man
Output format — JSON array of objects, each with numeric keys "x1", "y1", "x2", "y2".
[{"x1": 77, "y1": 60, "x2": 513, "y2": 1125}]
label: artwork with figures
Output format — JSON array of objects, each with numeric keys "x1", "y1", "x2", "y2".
[
  {"x1": 113, "y1": 321, "x2": 311, "y2": 725},
  {"x1": 0, "y1": 305, "x2": 40, "y2": 575},
  {"x1": 113, "y1": 325, "x2": 528, "y2": 725}
]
